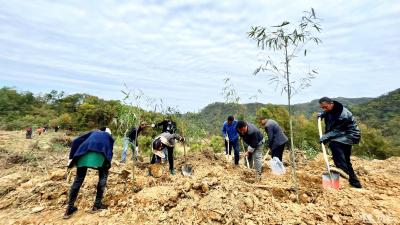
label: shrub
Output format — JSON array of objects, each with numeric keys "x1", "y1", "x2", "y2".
[{"x1": 210, "y1": 135, "x2": 224, "y2": 153}]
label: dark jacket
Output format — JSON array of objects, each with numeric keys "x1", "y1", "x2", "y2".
[
  {"x1": 264, "y1": 119, "x2": 288, "y2": 149},
  {"x1": 156, "y1": 120, "x2": 177, "y2": 134},
  {"x1": 320, "y1": 101, "x2": 361, "y2": 145},
  {"x1": 126, "y1": 126, "x2": 144, "y2": 145},
  {"x1": 69, "y1": 131, "x2": 114, "y2": 168},
  {"x1": 237, "y1": 122, "x2": 264, "y2": 149},
  {"x1": 221, "y1": 120, "x2": 239, "y2": 141}
]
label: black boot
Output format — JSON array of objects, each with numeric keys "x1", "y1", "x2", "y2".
[
  {"x1": 63, "y1": 206, "x2": 77, "y2": 219},
  {"x1": 349, "y1": 177, "x2": 362, "y2": 188},
  {"x1": 91, "y1": 204, "x2": 108, "y2": 213}
]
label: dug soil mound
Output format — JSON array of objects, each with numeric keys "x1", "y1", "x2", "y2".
[{"x1": 0, "y1": 130, "x2": 399, "y2": 224}]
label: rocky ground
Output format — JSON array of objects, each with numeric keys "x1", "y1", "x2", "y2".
[{"x1": 0, "y1": 130, "x2": 399, "y2": 225}]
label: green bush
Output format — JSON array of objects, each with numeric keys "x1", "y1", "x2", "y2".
[
  {"x1": 210, "y1": 135, "x2": 224, "y2": 153},
  {"x1": 138, "y1": 135, "x2": 153, "y2": 155},
  {"x1": 188, "y1": 140, "x2": 206, "y2": 152},
  {"x1": 301, "y1": 140, "x2": 319, "y2": 159},
  {"x1": 353, "y1": 123, "x2": 390, "y2": 159}
]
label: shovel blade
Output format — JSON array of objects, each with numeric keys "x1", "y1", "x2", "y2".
[
  {"x1": 181, "y1": 164, "x2": 193, "y2": 176},
  {"x1": 322, "y1": 171, "x2": 340, "y2": 189}
]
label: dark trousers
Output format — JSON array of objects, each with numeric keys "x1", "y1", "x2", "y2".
[
  {"x1": 329, "y1": 141, "x2": 360, "y2": 184},
  {"x1": 151, "y1": 146, "x2": 174, "y2": 170},
  {"x1": 67, "y1": 166, "x2": 109, "y2": 209},
  {"x1": 225, "y1": 139, "x2": 240, "y2": 165},
  {"x1": 271, "y1": 143, "x2": 286, "y2": 162}
]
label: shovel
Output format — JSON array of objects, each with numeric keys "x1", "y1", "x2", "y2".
[
  {"x1": 181, "y1": 137, "x2": 193, "y2": 176},
  {"x1": 318, "y1": 117, "x2": 336, "y2": 188},
  {"x1": 240, "y1": 138, "x2": 250, "y2": 168},
  {"x1": 225, "y1": 133, "x2": 231, "y2": 162},
  {"x1": 245, "y1": 156, "x2": 250, "y2": 168}
]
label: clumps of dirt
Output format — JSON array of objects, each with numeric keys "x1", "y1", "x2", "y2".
[
  {"x1": 51, "y1": 136, "x2": 72, "y2": 147},
  {"x1": 0, "y1": 147, "x2": 8, "y2": 154},
  {"x1": 29, "y1": 141, "x2": 41, "y2": 151},
  {"x1": 6, "y1": 154, "x2": 28, "y2": 164},
  {"x1": 0, "y1": 144, "x2": 399, "y2": 225},
  {"x1": 201, "y1": 149, "x2": 219, "y2": 160}
]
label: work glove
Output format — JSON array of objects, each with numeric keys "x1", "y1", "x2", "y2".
[
  {"x1": 151, "y1": 123, "x2": 155, "y2": 128},
  {"x1": 180, "y1": 137, "x2": 185, "y2": 142},
  {"x1": 225, "y1": 135, "x2": 229, "y2": 142},
  {"x1": 317, "y1": 111, "x2": 325, "y2": 118},
  {"x1": 247, "y1": 145, "x2": 255, "y2": 153},
  {"x1": 319, "y1": 135, "x2": 329, "y2": 144},
  {"x1": 135, "y1": 146, "x2": 139, "y2": 155},
  {"x1": 67, "y1": 159, "x2": 73, "y2": 167}
]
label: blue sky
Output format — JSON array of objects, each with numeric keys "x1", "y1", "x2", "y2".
[{"x1": 1, "y1": 0, "x2": 399, "y2": 112}]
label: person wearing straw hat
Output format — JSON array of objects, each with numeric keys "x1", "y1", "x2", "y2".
[
  {"x1": 150, "y1": 132, "x2": 184, "y2": 175},
  {"x1": 318, "y1": 97, "x2": 362, "y2": 188}
]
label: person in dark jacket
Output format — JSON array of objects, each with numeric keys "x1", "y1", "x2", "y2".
[
  {"x1": 26, "y1": 127, "x2": 32, "y2": 139},
  {"x1": 63, "y1": 127, "x2": 114, "y2": 219},
  {"x1": 150, "y1": 132, "x2": 184, "y2": 175},
  {"x1": 236, "y1": 121, "x2": 264, "y2": 177},
  {"x1": 221, "y1": 115, "x2": 240, "y2": 165},
  {"x1": 258, "y1": 117, "x2": 288, "y2": 162},
  {"x1": 152, "y1": 119, "x2": 177, "y2": 134},
  {"x1": 120, "y1": 123, "x2": 147, "y2": 163},
  {"x1": 43, "y1": 124, "x2": 49, "y2": 132},
  {"x1": 318, "y1": 97, "x2": 362, "y2": 188}
]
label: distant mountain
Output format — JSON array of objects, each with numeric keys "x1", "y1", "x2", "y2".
[
  {"x1": 292, "y1": 97, "x2": 374, "y2": 116},
  {"x1": 196, "y1": 97, "x2": 374, "y2": 125},
  {"x1": 193, "y1": 90, "x2": 399, "y2": 141},
  {"x1": 352, "y1": 88, "x2": 400, "y2": 146}
]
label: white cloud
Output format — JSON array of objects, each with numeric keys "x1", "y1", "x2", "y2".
[{"x1": 0, "y1": 0, "x2": 399, "y2": 111}]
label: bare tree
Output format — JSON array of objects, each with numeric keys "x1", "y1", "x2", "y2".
[{"x1": 248, "y1": 8, "x2": 322, "y2": 203}]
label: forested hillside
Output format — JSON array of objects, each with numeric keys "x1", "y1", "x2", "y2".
[
  {"x1": 292, "y1": 97, "x2": 373, "y2": 117},
  {"x1": 189, "y1": 89, "x2": 400, "y2": 159},
  {"x1": 352, "y1": 89, "x2": 400, "y2": 153},
  {"x1": 0, "y1": 87, "x2": 119, "y2": 131},
  {"x1": 1, "y1": 86, "x2": 399, "y2": 159}
]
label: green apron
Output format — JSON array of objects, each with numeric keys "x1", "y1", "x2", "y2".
[{"x1": 77, "y1": 151, "x2": 106, "y2": 168}]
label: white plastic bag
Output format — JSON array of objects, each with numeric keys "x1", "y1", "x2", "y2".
[{"x1": 268, "y1": 157, "x2": 286, "y2": 175}]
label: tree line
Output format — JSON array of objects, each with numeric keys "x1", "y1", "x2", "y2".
[{"x1": 0, "y1": 86, "x2": 398, "y2": 159}]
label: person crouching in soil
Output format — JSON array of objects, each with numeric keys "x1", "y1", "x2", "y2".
[{"x1": 150, "y1": 132, "x2": 184, "y2": 175}]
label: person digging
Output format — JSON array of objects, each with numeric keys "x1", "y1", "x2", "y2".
[
  {"x1": 149, "y1": 132, "x2": 184, "y2": 176},
  {"x1": 236, "y1": 121, "x2": 265, "y2": 179},
  {"x1": 258, "y1": 117, "x2": 288, "y2": 163},
  {"x1": 221, "y1": 115, "x2": 240, "y2": 165},
  {"x1": 120, "y1": 123, "x2": 147, "y2": 163},
  {"x1": 318, "y1": 97, "x2": 362, "y2": 188},
  {"x1": 63, "y1": 127, "x2": 114, "y2": 219}
]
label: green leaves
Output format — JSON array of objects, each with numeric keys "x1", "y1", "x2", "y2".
[{"x1": 273, "y1": 21, "x2": 290, "y2": 27}]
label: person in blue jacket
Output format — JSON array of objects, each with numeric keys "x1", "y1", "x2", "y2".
[
  {"x1": 63, "y1": 127, "x2": 114, "y2": 219},
  {"x1": 221, "y1": 115, "x2": 240, "y2": 165}
]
